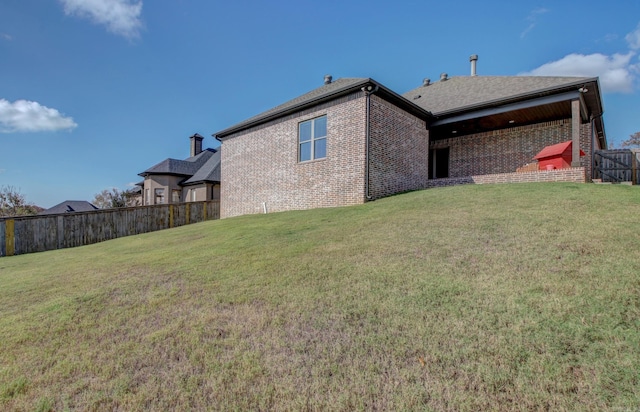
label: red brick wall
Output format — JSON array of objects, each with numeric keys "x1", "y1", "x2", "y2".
[
  {"x1": 220, "y1": 92, "x2": 367, "y2": 218},
  {"x1": 424, "y1": 167, "x2": 586, "y2": 188},
  {"x1": 368, "y1": 95, "x2": 429, "y2": 199},
  {"x1": 431, "y1": 119, "x2": 593, "y2": 180}
]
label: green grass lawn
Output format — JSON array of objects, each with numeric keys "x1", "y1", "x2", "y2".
[{"x1": 1, "y1": 183, "x2": 639, "y2": 411}]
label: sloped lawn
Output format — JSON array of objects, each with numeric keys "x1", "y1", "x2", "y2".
[{"x1": 1, "y1": 183, "x2": 639, "y2": 411}]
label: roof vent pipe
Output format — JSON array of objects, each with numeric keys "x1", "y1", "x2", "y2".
[
  {"x1": 423, "y1": 78, "x2": 431, "y2": 87},
  {"x1": 470, "y1": 54, "x2": 478, "y2": 76},
  {"x1": 440, "y1": 73, "x2": 448, "y2": 81},
  {"x1": 324, "y1": 74, "x2": 332, "y2": 85}
]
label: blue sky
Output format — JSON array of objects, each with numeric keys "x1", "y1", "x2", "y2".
[{"x1": 2, "y1": 0, "x2": 640, "y2": 208}]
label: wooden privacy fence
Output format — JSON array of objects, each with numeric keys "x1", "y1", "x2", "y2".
[
  {"x1": 0, "y1": 201, "x2": 220, "y2": 257},
  {"x1": 594, "y1": 149, "x2": 639, "y2": 184}
]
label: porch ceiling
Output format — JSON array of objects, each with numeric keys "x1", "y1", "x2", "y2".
[{"x1": 430, "y1": 100, "x2": 573, "y2": 140}]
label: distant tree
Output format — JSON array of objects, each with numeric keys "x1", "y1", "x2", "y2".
[
  {"x1": 0, "y1": 186, "x2": 41, "y2": 217},
  {"x1": 620, "y1": 131, "x2": 640, "y2": 148},
  {"x1": 93, "y1": 188, "x2": 141, "y2": 209}
]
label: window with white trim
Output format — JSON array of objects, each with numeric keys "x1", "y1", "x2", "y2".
[{"x1": 299, "y1": 115, "x2": 327, "y2": 162}]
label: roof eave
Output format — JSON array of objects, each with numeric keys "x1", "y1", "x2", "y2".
[
  {"x1": 213, "y1": 79, "x2": 434, "y2": 139},
  {"x1": 434, "y1": 77, "x2": 600, "y2": 118},
  {"x1": 138, "y1": 172, "x2": 193, "y2": 178},
  {"x1": 213, "y1": 79, "x2": 373, "y2": 139},
  {"x1": 181, "y1": 179, "x2": 220, "y2": 186}
]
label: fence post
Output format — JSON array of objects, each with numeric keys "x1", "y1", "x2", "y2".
[
  {"x1": 57, "y1": 215, "x2": 64, "y2": 249},
  {"x1": 5, "y1": 219, "x2": 15, "y2": 256},
  {"x1": 633, "y1": 151, "x2": 638, "y2": 185},
  {"x1": 203, "y1": 201, "x2": 207, "y2": 221},
  {"x1": 186, "y1": 203, "x2": 190, "y2": 225},
  {"x1": 169, "y1": 205, "x2": 174, "y2": 228}
]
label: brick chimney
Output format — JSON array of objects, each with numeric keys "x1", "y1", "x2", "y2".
[{"x1": 190, "y1": 133, "x2": 203, "y2": 157}]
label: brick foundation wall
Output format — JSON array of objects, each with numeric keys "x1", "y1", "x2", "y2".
[
  {"x1": 368, "y1": 95, "x2": 429, "y2": 200},
  {"x1": 424, "y1": 167, "x2": 586, "y2": 188},
  {"x1": 220, "y1": 92, "x2": 367, "y2": 218},
  {"x1": 431, "y1": 119, "x2": 593, "y2": 180}
]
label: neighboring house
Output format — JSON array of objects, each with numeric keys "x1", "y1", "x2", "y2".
[
  {"x1": 39, "y1": 200, "x2": 98, "y2": 215},
  {"x1": 138, "y1": 134, "x2": 221, "y2": 205},
  {"x1": 213, "y1": 59, "x2": 607, "y2": 218}
]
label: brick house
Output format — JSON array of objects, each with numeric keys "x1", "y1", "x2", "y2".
[
  {"x1": 214, "y1": 77, "x2": 431, "y2": 218},
  {"x1": 404, "y1": 72, "x2": 605, "y2": 182},
  {"x1": 213, "y1": 65, "x2": 606, "y2": 218},
  {"x1": 138, "y1": 133, "x2": 221, "y2": 205}
]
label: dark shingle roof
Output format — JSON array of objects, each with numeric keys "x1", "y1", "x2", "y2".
[
  {"x1": 182, "y1": 148, "x2": 221, "y2": 185},
  {"x1": 403, "y1": 76, "x2": 594, "y2": 115},
  {"x1": 214, "y1": 78, "x2": 433, "y2": 138},
  {"x1": 139, "y1": 148, "x2": 217, "y2": 177},
  {"x1": 214, "y1": 78, "x2": 369, "y2": 137},
  {"x1": 39, "y1": 201, "x2": 98, "y2": 215}
]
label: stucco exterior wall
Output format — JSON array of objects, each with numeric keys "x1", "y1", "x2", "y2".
[
  {"x1": 185, "y1": 183, "x2": 220, "y2": 202},
  {"x1": 220, "y1": 92, "x2": 368, "y2": 218},
  {"x1": 431, "y1": 119, "x2": 594, "y2": 180},
  {"x1": 143, "y1": 175, "x2": 184, "y2": 205},
  {"x1": 368, "y1": 95, "x2": 429, "y2": 199}
]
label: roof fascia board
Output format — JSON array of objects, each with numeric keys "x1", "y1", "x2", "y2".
[{"x1": 431, "y1": 90, "x2": 581, "y2": 127}]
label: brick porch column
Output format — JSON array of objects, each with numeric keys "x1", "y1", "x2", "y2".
[{"x1": 571, "y1": 99, "x2": 581, "y2": 167}]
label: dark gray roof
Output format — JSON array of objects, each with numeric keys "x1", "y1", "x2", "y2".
[
  {"x1": 214, "y1": 78, "x2": 368, "y2": 137},
  {"x1": 39, "y1": 200, "x2": 98, "y2": 215},
  {"x1": 182, "y1": 148, "x2": 221, "y2": 185},
  {"x1": 214, "y1": 77, "x2": 433, "y2": 138},
  {"x1": 403, "y1": 76, "x2": 595, "y2": 115},
  {"x1": 139, "y1": 148, "x2": 217, "y2": 177}
]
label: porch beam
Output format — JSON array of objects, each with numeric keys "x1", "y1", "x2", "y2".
[{"x1": 431, "y1": 90, "x2": 581, "y2": 127}]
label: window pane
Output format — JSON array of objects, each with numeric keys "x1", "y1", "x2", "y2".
[
  {"x1": 300, "y1": 141, "x2": 311, "y2": 161},
  {"x1": 155, "y1": 188, "x2": 165, "y2": 204},
  {"x1": 314, "y1": 138, "x2": 326, "y2": 159},
  {"x1": 314, "y1": 116, "x2": 327, "y2": 138},
  {"x1": 299, "y1": 120, "x2": 311, "y2": 142}
]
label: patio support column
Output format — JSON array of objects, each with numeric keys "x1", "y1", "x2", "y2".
[{"x1": 571, "y1": 99, "x2": 581, "y2": 167}]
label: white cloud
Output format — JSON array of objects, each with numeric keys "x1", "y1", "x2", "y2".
[
  {"x1": 59, "y1": 0, "x2": 143, "y2": 39},
  {"x1": 0, "y1": 99, "x2": 78, "y2": 133},
  {"x1": 1, "y1": 33, "x2": 12, "y2": 41},
  {"x1": 523, "y1": 21, "x2": 640, "y2": 93},
  {"x1": 625, "y1": 23, "x2": 640, "y2": 50},
  {"x1": 521, "y1": 52, "x2": 638, "y2": 93},
  {"x1": 521, "y1": 8, "x2": 549, "y2": 39}
]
